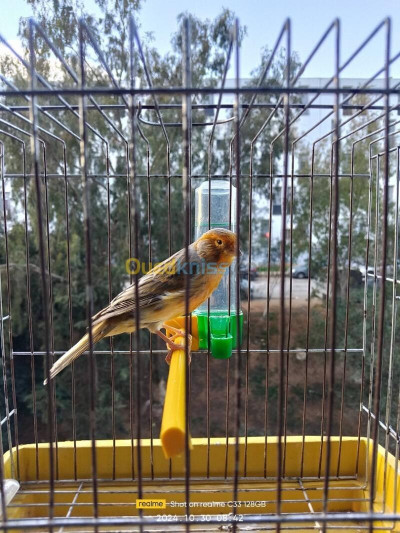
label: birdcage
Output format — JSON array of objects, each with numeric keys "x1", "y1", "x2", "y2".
[{"x1": 0, "y1": 12, "x2": 399, "y2": 532}]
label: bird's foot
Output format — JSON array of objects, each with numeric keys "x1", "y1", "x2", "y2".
[
  {"x1": 162, "y1": 324, "x2": 188, "y2": 338},
  {"x1": 156, "y1": 327, "x2": 192, "y2": 365},
  {"x1": 164, "y1": 332, "x2": 192, "y2": 365}
]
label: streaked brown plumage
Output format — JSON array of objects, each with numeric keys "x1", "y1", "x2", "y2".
[{"x1": 44, "y1": 228, "x2": 237, "y2": 384}]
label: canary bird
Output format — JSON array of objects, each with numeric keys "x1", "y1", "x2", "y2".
[{"x1": 44, "y1": 228, "x2": 237, "y2": 384}]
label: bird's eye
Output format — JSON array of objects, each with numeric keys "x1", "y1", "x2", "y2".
[{"x1": 217, "y1": 239, "x2": 223, "y2": 245}]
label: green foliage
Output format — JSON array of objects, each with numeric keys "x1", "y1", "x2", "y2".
[
  {"x1": 0, "y1": 1, "x2": 302, "y2": 443},
  {"x1": 292, "y1": 101, "x2": 396, "y2": 292}
]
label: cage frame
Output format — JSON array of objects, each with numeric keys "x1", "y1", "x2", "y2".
[{"x1": 0, "y1": 13, "x2": 399, "y2": 532}]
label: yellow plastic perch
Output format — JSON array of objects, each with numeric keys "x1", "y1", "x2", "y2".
[{"x1": 160, "y1": 325, "x2": 192, "y2": 459}]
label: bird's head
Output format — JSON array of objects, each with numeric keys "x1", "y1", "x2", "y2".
[{"x1": 195, "y1": 228, "x2": 238, "y2": 267}]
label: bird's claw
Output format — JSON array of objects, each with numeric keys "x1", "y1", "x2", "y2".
[
  {"x1": 156, "y1": 326, "x2": 192, "y2": 365},
  {"x1": 164, "y1": 332, "x2": 192, "y2": 366}
]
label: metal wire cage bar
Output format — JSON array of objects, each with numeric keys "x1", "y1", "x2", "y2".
[{"x1": 0, "y1": 12, "x2": 398, "y2": 532}]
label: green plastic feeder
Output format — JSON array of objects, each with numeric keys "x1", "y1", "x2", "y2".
[
  {"x1": 194, "y1": 180, "x2": 243, "y2": 359},
  {"x1": 196, "y1": 310, "x2": 243, "y2": 359}
]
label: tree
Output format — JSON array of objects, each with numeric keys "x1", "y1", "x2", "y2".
[
  {"x1": 292, "y1": 100, "x2": 391, "y2": 288},
  {"x1": 290, "y1": 99, "x2": 400, "y2": 439},
  {"x1": 0, "y1": 0, "x2": 302, "y2": 442}
]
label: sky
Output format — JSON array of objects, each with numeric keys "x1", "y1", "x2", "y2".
[{"x1": 1, "y1": 0, "x2": 400, "y2": 80}]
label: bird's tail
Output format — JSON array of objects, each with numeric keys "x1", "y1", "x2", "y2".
[{"x1": 44, "y1": 321, "x2": 111, "y2": 385}]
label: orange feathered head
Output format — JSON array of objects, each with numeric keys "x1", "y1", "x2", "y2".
[{"x1": 195, "y1": 228, "x2": 237, "y2": 266}]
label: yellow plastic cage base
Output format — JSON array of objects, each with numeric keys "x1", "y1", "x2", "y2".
[{"x1": 3, "y1": 436, "x2": 400, "y2": 531}]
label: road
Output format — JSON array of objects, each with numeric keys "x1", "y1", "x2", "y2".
[{"x1": 246, "y1": 276, "x2": 324, "y2": 301}]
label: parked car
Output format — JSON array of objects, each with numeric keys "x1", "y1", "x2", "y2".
[
  {"x1": 239, "y1": 261, "x2": 258, "y2": 281},
  {"x1": 354, "y1": 265, "x2": 375, "y2": 286},
  {"x1": 292, "y1": 263, "x2": 309, "y2": 279},
  {"x1": 292, "y1": 260, "x2": 329, "y2": 279},
  {"x1": 358, "y1": 265, "x2": 375, "y2": 281}
]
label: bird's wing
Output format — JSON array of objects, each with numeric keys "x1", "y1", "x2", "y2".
[{"x1": 92, "y1": 246, "x2": 201, "y2": 325}]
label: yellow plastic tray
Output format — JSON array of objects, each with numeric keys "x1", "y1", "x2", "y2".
[{"x1": 2, "y1": 436, "x2": 400, "y2": 531}]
